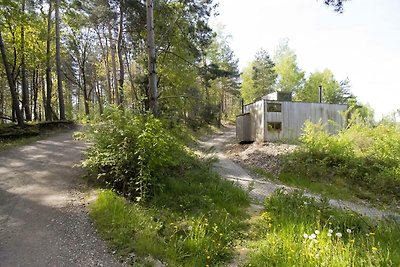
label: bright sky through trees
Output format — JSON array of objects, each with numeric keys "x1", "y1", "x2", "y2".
[{"x1": 213, "y1": 0, "x2": 400, "y2": 120}]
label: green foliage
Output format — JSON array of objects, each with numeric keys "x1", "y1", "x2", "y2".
[
  {"x1": 295, "y1": 69, "x2": 351, "y2": 104},
  {"x1": 90, "y1": 156, "x2": 249, "y2": 266},
  {"x1": 82, "y1": 106, "x2": 182, "y2": 201},
  {"x1": 241, "y1": 49, "x2": 277, "y2": 104},
  {"x1": 245, "y1": 190, "x2": 400, "y2": 266},
  {"x1": 283, "y1": 120, "x2": 400, "y2": 203},
  {"x1": 273, "y1": 39, "x2": 305, "y2": 93}
]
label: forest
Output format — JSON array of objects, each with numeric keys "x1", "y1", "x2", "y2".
[
  {"x1": 1, "y1": 0, "x2": 400, "y2": 266},
  {"x1": 0, "y1": 0, "x2": 243, "y2": 129},
  {"x1": 0, "y1": 0, "x2": 369, "y2": 130}
]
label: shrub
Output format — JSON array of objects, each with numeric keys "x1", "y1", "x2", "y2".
[
  {"x1": 82, "y1": 107, "x2": 182, "y2": 201},
  {"x1": 283, "y1": 120, "x2": 400, "y2": 199}
]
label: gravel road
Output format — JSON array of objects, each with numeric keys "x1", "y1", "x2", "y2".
[
  {"x1": 0, "y1": 130, "x2": 125, "y2": 267},
  {"x1": 197, "y1": 125, "x2": 400, "y2": 221}
]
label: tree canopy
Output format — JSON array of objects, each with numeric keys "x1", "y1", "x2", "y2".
[
  {"x1": 0, "y1": 0, "x2": 241, "y2": 127},
  {"x1": 241, "y1": 49, "x2": 276, "y2": 104}
]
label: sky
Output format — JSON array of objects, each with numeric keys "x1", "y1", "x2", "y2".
[{"x1": 212, "y1": 0, "x2": 400, "y2": 120}]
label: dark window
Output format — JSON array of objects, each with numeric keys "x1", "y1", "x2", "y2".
[
  {"x1": 267, "y1": 103, "x2": 282, "y2": 112},
  {"x1": 267, "y1": 122, "x2": 282, "y2": 131}
]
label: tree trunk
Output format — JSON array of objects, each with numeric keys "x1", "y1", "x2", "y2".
[
  {"x1": 95, "y1": 81, "x2": 104, "y2": 114},
  {"x1": 0, "y1": 31, "x2": 24, "y2": 127},
  {"x1": 32, "y1": 68, "x2": 39, "y2": 120},
  {"x1": 41, "y1": 73, "x2": 46, "y2": 121},
  {"x1": 108, "y1": 24, "x2": 118, "y2": 104},
  {"x1": 55, "y1": 0, "x2": 65, "y2": 120},
  {"x1": 45, "y1": 1, "x2": 53, "y2": 121},
  {"x1": 21, "y1": 0, "x2": 32, "y2": 121},
  {"x1": 125, "y1": 50, "x2": 139, "y2": 109},
  {"x1": 117, "y1": 3, "x2": 124, "y2": 106},
  {"x1": 96, "y1": 28, "x2": 112, "y2": 104},
  {"x1": 146, "y1": 0, "x2": 158, "y2": 116}
]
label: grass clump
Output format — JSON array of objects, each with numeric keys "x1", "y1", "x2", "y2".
[
  {"x1": 90, "y1": 160, "x2": 249, "y2": 266},
  {"x1": 281, "y1": 121, "x2": 400, "y2": 205},
  {"x1": 245, "y1": 189, "x2": 400, "y2": 267}
]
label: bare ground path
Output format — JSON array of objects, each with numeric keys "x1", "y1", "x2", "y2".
[
  {"x1": 0, "y1": 129, "x2": 124, "y2": 267},
  {"x1": 197, "y1": 125, "x2": 400, "y2": 221}
]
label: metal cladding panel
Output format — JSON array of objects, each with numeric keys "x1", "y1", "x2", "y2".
[
  {"x1": 236, "y1": 113, "x2": 252, "y2": 142},
  {"x1": 264, "y1": 101, "x2": 347, "y2": 141}
]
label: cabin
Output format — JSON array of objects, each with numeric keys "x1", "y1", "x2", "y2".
[{"x1": 236, "y1": 92, "x2": 348, "y2": 142}]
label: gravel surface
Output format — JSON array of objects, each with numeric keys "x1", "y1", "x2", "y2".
[
  {"x1": 198, "y1": 125, "x2": 400, "y2": 221},
  {"x1": 225, "y1": 141, "x2": 297, "y2": 175},
  {"x1": 0, "y1": 129, "x2": 125, "y2": 267}
]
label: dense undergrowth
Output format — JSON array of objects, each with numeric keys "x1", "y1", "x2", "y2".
[
  {"x1": 245, "y1": 190, "x2": 400, "y2": 267},
  {"x1": 282, "y1": 120, "x2": 400, "y2": 205},
  {"x1": 83, "y1": 107, "x2": 249, "y2": 266}
]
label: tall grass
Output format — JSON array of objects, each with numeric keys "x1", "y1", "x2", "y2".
[
  {"x1": 282, "y1": 120, "x2": 400, "y2": 204},
  {"x1": 91, "y1": 160, "x2": 249, "y2": 266},
  {"x1": 245, "y1": 190, "x2": 400, "y2": 267}
]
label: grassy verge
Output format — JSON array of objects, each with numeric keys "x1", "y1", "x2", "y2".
[
  {"x1": 249, "y1": 166, "x2": 359, "y2": 204},
  {"x1": 244, "y1": 190, "x2": 400, "y2": 267},
  {"x1": 0, "y1": 121, "x2": 76, "y2": 151},
  {"x1": 90, "y1": 155, "x2": 250, "y2": 266}
]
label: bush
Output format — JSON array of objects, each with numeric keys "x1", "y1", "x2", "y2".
[
  {"x1": 283, "y1": 120, "x2": 400, "y2": 199},
  {"x1": 82, "y1": 107, "x2": 183, "y2": 201}
]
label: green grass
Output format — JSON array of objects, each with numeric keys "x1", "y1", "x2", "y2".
[
  {"x1": 249, "y1": 166, "x2": 357, "y2": 203},
  {"x1": 89, "y1": 155, "x2": 250, "y2": 266},
  {"x1": 244, "y1": 190, "x2": 400, "y2": 267}
]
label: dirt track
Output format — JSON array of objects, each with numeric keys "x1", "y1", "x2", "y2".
[
  {"x1": 0, "y1": 130, "x2": 124, "y2": 267},
  {"x1": 198, "y1": 125, "x2": 400, "y2": 221}
]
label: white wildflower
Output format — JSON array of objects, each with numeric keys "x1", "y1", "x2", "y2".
[
  {"x1": 328, "y1": 229, "x2": 333, "y2": 234},
  {"x1": 303, "y1": 233, "x2": 309, "y2": 239},
  {"x1": 336, "y1": 232, "x2": 342, "y2": 238},
  {"x1": 327, "y1": 233, "x2": 332, "y2": 237},
  {"x1": 315, "y1": 230, "x2": 320, "y2": 235},
  {"x1": 315, "y1": 253, "x2": 320, "y2": 259},
  {"x1": 346, "y1": 229, "x2": 352, "y2": 233},
  {"x1": 309, "y1": 234, "x2": 317, "y2": 239}
]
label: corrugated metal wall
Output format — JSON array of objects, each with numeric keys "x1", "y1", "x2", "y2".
[
  {"x1": 239, "y1": 100, "x2": 347, "y2": 142},
  {"x1": 264, "y1": 101, "x2": 347, "y2": 141}
]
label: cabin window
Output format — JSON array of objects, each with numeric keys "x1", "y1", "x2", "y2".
[
  {"x1": 267, "y1": 122, "x2": 282, "y2": 131},
  {"x1": 267, "y1": 103, "x2": 282, "y2": 112}
]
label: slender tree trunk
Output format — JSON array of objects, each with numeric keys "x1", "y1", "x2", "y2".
[
  {"x1": 117, "y1": 3, "x2": 124, "y2": 106},
  {"x1": 0, "y1": 31, "x2": 24, "y2": 127},
  {"x1": 41, "y1": 73, "x2": 46, "y2": 121},
  {"x1": 45, "y1": 1, "x2": 53, "y2": 121},
  {"x1": 96, "y1": 28, "x2": 112, "y2": 103},
  {"x1": 108, "y1": 24, "x2": 118, "y2": 104},
  {"x1": 32, "y1": 68, "x2": 39, "y2": 120},
  {"x1": 95, "y1": 81, "x2": 104, "y2": 114},
  {"x1": 55, "y1": 0, "x2": 65, "y2": 120},
  {"x1": 146, "y1": 0, "x2": 158, "y2": 116},
  {"x1": 81, "y1": 70, "x2": 90, "y2": 116},
  {"x1": 21, "y1": 0, "x2": 31, "y2": 121},
  {"x1": 125, "y1": 50, "x2": 139, "y2": 109}
]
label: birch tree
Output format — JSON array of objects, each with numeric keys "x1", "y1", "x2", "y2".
[{"x1": 146, "y1": 0, "x2": 158, "y2": 116}]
